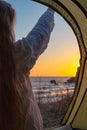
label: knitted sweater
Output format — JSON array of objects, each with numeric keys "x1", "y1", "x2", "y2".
[{"x1": 14, "y1": 8, "x2": 55, "y2": 130}]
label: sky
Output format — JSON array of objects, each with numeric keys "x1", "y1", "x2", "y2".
[{"x1": 6, "y1": 0, "x2": 80, "y2": 77}]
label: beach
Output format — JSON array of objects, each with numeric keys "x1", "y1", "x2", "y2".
[{"x1": 30, "y1": 76, "x2": 75, "y2": 129}]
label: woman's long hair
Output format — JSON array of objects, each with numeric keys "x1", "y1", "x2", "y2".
[{"x1": 0, "y1": 1, "x2": 25, "y2": 130}]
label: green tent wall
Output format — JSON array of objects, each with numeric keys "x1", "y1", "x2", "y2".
[{"x1": 32, "y1": 0, "x2": 87, "y2": 129}]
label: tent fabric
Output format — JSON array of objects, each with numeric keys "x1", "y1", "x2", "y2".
[
  {"x1": 51, "y1": 124, "x2": 72, "y2": 130},
  {"x1": 33, "y1": 0, "x2": 87, "y2": 129}
]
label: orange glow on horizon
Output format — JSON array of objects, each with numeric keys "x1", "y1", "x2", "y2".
[{"x1": 30, "y1": 53, "x2": 80, "y2": 77}]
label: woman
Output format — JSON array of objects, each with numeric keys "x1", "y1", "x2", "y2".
[{"x1": 0, "y1": 1, "x2": 55, "y2": 130}]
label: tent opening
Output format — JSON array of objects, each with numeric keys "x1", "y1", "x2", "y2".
[
  {"x1": 32, "y1": 1, "x2": 87, "y2": 129},
  {"x1": 29, "y1": 2, "x2": 80, "y2": 129}
]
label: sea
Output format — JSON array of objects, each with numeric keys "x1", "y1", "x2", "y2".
[{"x1": 30, "y1": 76, "x2": 75, "y2": 103}]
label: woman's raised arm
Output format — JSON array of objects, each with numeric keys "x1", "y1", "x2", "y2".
[{"x1": 15, "y1": 8, "x2": 55, "y2": 71}]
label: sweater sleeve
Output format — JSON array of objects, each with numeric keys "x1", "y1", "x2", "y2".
[{"x1": 15, "y1": 8, "x2": 55, "y2": 71}]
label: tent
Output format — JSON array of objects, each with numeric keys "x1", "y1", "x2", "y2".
[{"x1": 33, "y1": 0, "x2": 87, "y2": 129}]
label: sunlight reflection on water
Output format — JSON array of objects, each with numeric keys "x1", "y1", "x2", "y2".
[{"x1": 30, "y1": 76, "x2": 75, "y2": 103}]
